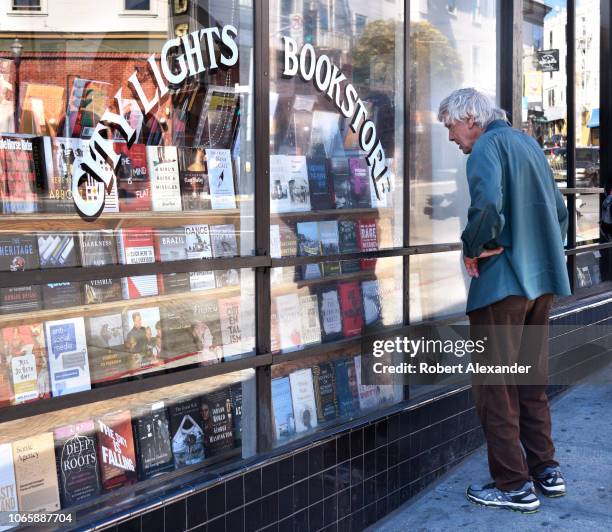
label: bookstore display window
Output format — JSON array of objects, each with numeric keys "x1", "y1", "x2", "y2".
[
  {"x1": 271, "y1": 257, "x2": 402, "y2": 355},
  {"x1": 271, "y1": 349, "x2": 402, "y2": 447},
  {"x1": 0, "y1": 370, "x2": 254, "y2": 515},
  {"x1": 269, "y1": 0, "x2": 405, "y2": 255}
]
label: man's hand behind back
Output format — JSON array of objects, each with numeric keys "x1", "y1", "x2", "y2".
[{"x1": 463, "y1": 247, "x2": 505, "y2": 278}]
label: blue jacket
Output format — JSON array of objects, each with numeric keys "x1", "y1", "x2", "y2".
[{"x1": 462, "y1": 120, "x2": 571, "y2": 313}]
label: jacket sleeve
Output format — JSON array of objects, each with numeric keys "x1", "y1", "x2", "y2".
[
  {"x1": 461, "y1": 141, "x2": 505, "y2": 259},
  {"x1": 551, "y1": 167, "x2": 568, "y2": 242}
]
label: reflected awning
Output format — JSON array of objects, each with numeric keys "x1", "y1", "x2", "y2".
[
  {"x1": 545, "y1": 107, "x2": 565, "y2": 122},
  {"x1": 587, "y1": 108, "x2": 599, "y2": 128}
]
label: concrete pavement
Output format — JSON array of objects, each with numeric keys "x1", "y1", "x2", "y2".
[{"x1": 371, "y1": 364, "x2": 612, "y2": 531}]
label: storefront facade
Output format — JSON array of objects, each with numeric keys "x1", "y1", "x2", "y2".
[{"x1": 0, "y1": 1, "x2": 609, "y2": 530}]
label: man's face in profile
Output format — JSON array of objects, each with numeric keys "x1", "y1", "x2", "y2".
[{"x1": 446, "y1": 117, "x2": 480, "y2": 154}]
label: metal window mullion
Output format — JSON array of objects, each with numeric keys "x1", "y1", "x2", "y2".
[{"x1": 567, "y1": 0, "x2": 577, "y2": 291}]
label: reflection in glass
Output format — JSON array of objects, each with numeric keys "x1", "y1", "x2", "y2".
[
  {"x1": 576, "y1": 193, "x2": 601, "y2": 243},
  {"x1": 410, "y1": 0, "x2": 499, "y2": 245},
  {"x1": 575, "y1": 250, "x2": 612, "y2": 291}
]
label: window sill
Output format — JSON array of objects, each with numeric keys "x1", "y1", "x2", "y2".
[{"x1": 6, "y1": 11, "x2": 48, "y2": 16}]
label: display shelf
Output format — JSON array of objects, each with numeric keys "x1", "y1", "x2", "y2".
[
  {"x1": 270, "y1": 206, "x2": 394, "y2": 220},
  {"x1": 0, "y1": 283, "x2": 242, "y2": 328}
]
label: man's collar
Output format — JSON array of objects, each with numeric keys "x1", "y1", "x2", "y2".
[{"x1": 485, "y1": 119, "x2": 510, "y2": 132}]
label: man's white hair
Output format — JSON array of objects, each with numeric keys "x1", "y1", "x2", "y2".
[{"x1": 437, "y1": 88, "x2": 507, "y2": 129}]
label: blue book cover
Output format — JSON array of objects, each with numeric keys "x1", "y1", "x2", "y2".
[
  {"x1": 306, "y1": 157, "x2": 334, "y2": 210},
  {"x1": 334, "y1": 358, "x2": 359, "y2": 417},
  {"x1": 296, "y1": 221, "x2": 321, "y2": 280},
  {"x1": 271, "y1": 376, "x2": 296, "y2": 441}
]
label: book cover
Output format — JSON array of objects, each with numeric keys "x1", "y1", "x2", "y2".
[
  {"x1": 337, "y1": 220, "x2": 361, "y2": 273},
  {"x1": 116, "y1": 227, "x2": 159, "y2": 299},
  {"x1": 271, "y1": 376, "x2": 296, "y2": 441},
  {"x1": 354, "y1": 355, "x2": 380, "y2": 410},
  {"x1": 338, "y1": 282, "x2": 364, "y2": 337},
  {"x1": 296, "y1": 221, "x2": 321, "y2": 280},
  {"x1": 168, "y1": 399, "x2": 206, "y2": 468},
  {"x1": 361, "y1": 280, "x2": 382, "y2": 328},
  {"x1": 178, "y1": 147, "x2": 211, "y2": 210},
  {"x1": 201, "y1": 388, "x2": 235, "y2": 455},
  {"x1": 123, "y1": 307, "x2": 162, "y2": 372},
  {"x1": 45, "y1": 317, "x2": 91, "y2": 397},
  {"x1": 210, "y1": 224, "x2": 238, "y2": 258},
  {"x1": 1, "y1": 324, "x2": 50, "y2": 404},
  {"x1": 270, "y1": 299, "x2": 280, "y2": 353},
  {"x1": 333, "y1": 358, "x2": 360, "y2": 418},
  {"x1": 0, "y1": 285, "x2": 42, "y2": 315},
  {"x1": 0, "y1": 355, "x2": 12, "y2": 407},
  {"x1": 229, "y1": 383, "x2": 243, "y2": 446},
  {"x1": 318, "y1": 220, "x2": 341, "y2": 276},
  {"x1": 274, "y1": 221, "x2": 298, "y2": 258},
  {"x1": 96, "y1": 410, "x2": 138, "y2": 491},
  {"x1": 42, "y1": 282, "x2": 82, "y2": 309},
  {"x1": 0, "y1": 443, "x2": 18, "y2": 516},
  {"x1": 74, "y1": 167, "x2": 119, "y2": 215},
  {"x1": 184, "y1": 224, "x2": 216, "y2": 291},
  {"x1": 195, "y1": 88, "x2": 240, "y2": 149},
  {"x1": 156, "y1": 228, "x2": 189, "y2": 295},
  {"x1": 82, "y1": 278, "x2": 122, "y2": 305},
  {"x1": 205, "y1": 149, "x2": 236, "y2": 209},
  {"x1": 160, "y1": 303, "x2": 195, "y2": 361},
  {"x1": 146, "y1": 146, "x2": 182, "y2": 212},
  {"x1": 274, "y1": 294, "x2": 303, "y2": 352},
  {"x1": 328, "y1": 157, "x2": 352, "y2": 209},
  {"x1": 0, "y1": 135, "x2": 39, "y2": 214},
  {"x1": 214, "y1": 269, "x2": 240, "y2": 289},
  {"x1": 79, "y1": 230, "x2": 117, "y2": 267},
  {"x1": 357, "y1": 219, "x2": 378, "y2": 270},
  {"x1": 217, "y1": 296, "x2": 243, "y2": 360},
  {"x1": 298, "y1": 294, "x2": 322, "y2": 346},
  {"x1": 312, "y1": 363, "x2": 338, "y2": 422},
  {"x1": 12, "y1": 433, "x2": 60, "y2": 512},
  {"x1": 190, "y1": 299, "x2": 224, "y2": 365},
  {"x1": 0, "y1": 234, "x2": 39, "y2": 272},
  {"x1": 270, "y1": 155, "x2": 290, "y2": 213},
  {"x1": 310, "y1": 111, "x2": 344, "y2": 158},
  {"x1": 54, "y1": 420, "x2": 102, "y2": 507},
  {"x1": 316, "y1": 286, "x2": 343, "y2": 343},
  {"x1": 114, "y1": 143, "x2": 151, "y2": 212},
  {"x1": 37, "y1": 233, "x2": 79, "y2": 269},
  {"x1": 66, "y1": 78, "x2": 110, "y2": 138},
  {"x1": 288, "y1": 369, "x2": 318, "y2": 433},
  {"x1": 348, "y1": 157, "x2": 372, "y2": 208},
  {"x1": 286, "y1": 156, "x2": 311, "y2": 212},
  {"x1": 306, "y1": 156, "x2": 334, "y2": 210},
  {"x1": 41, "y1": 136, "x2": 80, "y2": 213},
  {"x1": 132, "y1": 402, "x2": 174, "y2": 480},
  {"x1": 86, "y1": 313, "x2": 127, "y2": 384}
]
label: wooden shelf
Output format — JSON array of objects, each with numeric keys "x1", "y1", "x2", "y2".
[{"x1": 270, "y1": 207, "x2": 394, "y2": 220}]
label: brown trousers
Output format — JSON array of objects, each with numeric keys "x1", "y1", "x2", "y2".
[{"x1": 468, "y1": 294, "x2": 559, "y2": 491}]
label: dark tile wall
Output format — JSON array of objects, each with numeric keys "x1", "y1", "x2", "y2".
[{"x1": 101, "y1": 298, "x2": 609, "y2": 532}]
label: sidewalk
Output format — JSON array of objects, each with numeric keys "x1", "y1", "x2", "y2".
[{"x1": 372, "y1": 365, "x2": 612, "y2": 531}]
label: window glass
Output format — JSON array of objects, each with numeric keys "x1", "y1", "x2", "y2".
[
  {"x1": 269, "y1": 0, "x2": 404, "y2": 254},
  {"x1": 409, "y1": 0, "x2": 499, "y2": 245},
  {"x1": 125, "y1": 0, "x2": 151, "y2": 11},
  {"x1": 575, "y1": 250, "x2": 612, "y2": 292},
  {"x1": 575, "y1": 193, "x2": 601, "y2": 244},
  {"x1": 522, "y1": 2, "x2": 568, "y2": 187},
  {"x1": 12, "y1": 0, "x2": 41, "y2": 11}
]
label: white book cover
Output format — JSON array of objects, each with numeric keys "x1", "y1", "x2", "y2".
[
  {"x1": 361, "y1": 280, "x2": 382, "y2": 326},
  {"x1": 354, "y1": 355, "x2": 380, "y2": 411},
  {"x1": 184, "y1": 224, "x2": 213, "y2": 259},
  {"x1": 286, "y1": 155, "x2": 311, "y2": 211},
  {"x1": 319, "y1": 289, "x2": 342, "y2": 338},
  {"x1": 206, "y1": 149, "x2": 236, "y2": 209},
  {"x1": 289, "y1": 368, "x2": 318, "y2": 433},
  {"x1": 299, "y1": 294, "x2": 322, "y2": 346},
  {"x1": 210, "y1": 224, "x2": 238, "y2": 258},
  {"x1": 189, "y1": 271, "x2": 217, "y2": 292},
  {"x1": 275, "y1": 294, "x2": 303, "y2": 352},
  {"x1": 270, "y1": 224, "x2": 282, "y2": 259},
  {"x1": 218, "y1": 297, "x2": 243, "y2": 360},
  {"x1": 269, "y1": 154, "x2": 290, "y2": 213},
  {"x1": 10, "y1": 353, "x2": 38, "y2": 404},
  {"x1": 379, "y1": 277, "x2": 402, "y2": 326},
  {"x1": 0, "y1": 443, "x2": 18, "y2": 525},
  {"x1": 116, "y1": 229, "x2": 158, "y2": 299},
  {"x1": 45, "y1": 317, "x2": 91, "y2": 396},
  {"x1": 147, "y1": 145, "x2": 182, "y2": 211},
  {"x1": 369, "y1": 158, "x2": 391, "y2": 208}
]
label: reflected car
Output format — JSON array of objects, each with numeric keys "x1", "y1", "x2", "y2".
[{"x1": 543, "y1": 146, "x2": 599, "y2": 187}]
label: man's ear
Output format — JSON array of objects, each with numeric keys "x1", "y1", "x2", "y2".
[{"x1": 466, "y1": 116, "x2": 476, "y2": 129}]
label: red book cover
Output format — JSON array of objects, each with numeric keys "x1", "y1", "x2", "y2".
[
  {"x1": 96, "y1": 410, "x2": 137, "y2": 491},
  {"x1": 114, "y1": 143, "x2": 151, "y2": 212},
  {"x1": 357, "y1": 219, "x2": 378, "y2": 270},
  {"x1": 0, "y1": 136, "x2": 39, "y2": 213},
  {"x1": 116, "y1": 228, "x2": 159, "y2": 299},
  {"x1": 337, "y1": 282, "x2": 364, "y2": 337}
]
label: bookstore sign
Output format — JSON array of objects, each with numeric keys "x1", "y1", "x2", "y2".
[
  {"x1": 74, "y1": 25, "x2": 239, "y2": 218},
  {"x1": 282, "y1": 37, "x2": 392, "y2": 200}
]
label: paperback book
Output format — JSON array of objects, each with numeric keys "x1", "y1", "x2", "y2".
[
  {"x1": 272, "y1": 376, "x2": 296, "y2": 441},
  {"x1": 168, "y1": 399, "x2": 206, "y2": 468},
  {"x1": 306, "y1": 156, "x2": 333, "y2": 210},
  {"x1": 0, "y1": 135, "x2": 39, "y2": 214},
  {"x1": 328, "y1": 157, "x2": 352, "y2": 209},
  {"x1": 210, "y1": 224, "x2": 238, "y2": 258},
  {"x1": 357, "y1": 219, "x2": 378, "y2": 270},
  {"x1": 337, "y1": 220, "x2": 361, "y2": 273},
  {"x1": 42, "y1": 282, "x2": 82, "y2": 309},
  {"x1": 190, "y1": 298, "x2": 224, "y2": 365},
  {"x1": 0, "y1": 443, "x2": 18, "y2": 520},
  {"x1": 310, "y1": 110, "x2": 344, "y2": 158},
  {"x1": 218, "y1": 296, "x2": 243, "y2": 360},
  {"x1": 156, "y1": 228, "x2": 189, "y2": 294},
  {"x1": 116, "y1": 227, "x2": 159, "y2": 299},
  {"x1": 0, "y1": 234, "x2": 39, "y2": 272},
  {"x1": 86, "y1": 313, "x2": 127, "y2": 384},
  {"x1": 318, "y1": 220, "x2": 341, "y2": 276},
  {"x1": 37, "y1": 233, "x2": 79, "y2": 268},
  {"x1": 289, "y1": 369, "x2": 318, "y2": 433},
  {"x1": 298, "y1": 294, "x2": 322, "y2": 346},
  {"x1": 12, "y1": 432, "x2": 60, "y2": 512},
  {"x1": 184, "y1": 224, "x2": 216, "y2": 291},
  {"x1": 160, "y1": 303, "x2": 195, "y2": 360},
  {"x1": 361, "y1": 280, "x2": 382, "y2": 328},
  {"x1": 79, "y1": 230, "x2": 117, "y2": 267},
  {"x1": 205, "y1": 149, "x2": 236, "y2": 209},
  {"x1": 41, "y1": 136, "x2": 80, "y2": 213},
  {"x1": 333, "y1": 358, "x2": 360, "y2": 417},
  {"x1": 123, "y1": 307, "x2": 162, "y2": 370},
  {"x1": 197, "y1": 88, "x2": 240, "y2": 149},
  {"x1": 296, "y1": 221, "x2": 321, "y2": 280},
  {"x1": 348, "y1": 157, "x2": 372, "y2": 208},
  {"x1": 229, "y1": 383, "x2": 243, "y2": 445},
  {"x1": 201, "y1": 388, "x2": 235, "y2": 455},
  {"x1": 269, "y1": 154, "x2": 290, "y2": 213},
  {"x1": 274, "y1": 294, "x2": 303, "y2": 352},
  {"x1": 0, "y1": 285, "x2": 42, "y2": 315},
  {"x1": 312, "y1": 363, "x2": 338, "y2": 422},
  {"x1": 146, "y1": 146, "x2": 182, "y2": 211},
  {"x1": 82, "y1": 278, "x2": 122, "y2": 305},
  {"x1": 338, "y1": 282, "x2": 364, "y2": 337},
  {"x1": 96, "y1": 410, "x2": 138, "y2": 491},
  {"x1": 316, "y1": 286, "x2": 343, "y2": 343},
  {"x1": 286, "y1": 155, "x2": 311, "y2": 212},
  {"x1": 45, "y1": 317, "x2": 91, "y2": 396},
  {"x1": 354, "y1": 355, "x2": 380, "y2": 410},
  {"x1": 132, "y1": 402, "x2": 174, "y2": 480},
  {"x1": 54, "y1": 421, "x2": 102, "y2": 507},
  {"x1": 114, "y1": 143, "x2": 151, "y2": 212},
  {"x1": 178, "y1": 147, "x2": 211, "y2": 210}
]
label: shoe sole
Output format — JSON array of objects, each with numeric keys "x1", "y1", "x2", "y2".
[
  {"x1": 466, "y1": 491, "x2": 540, "y2": 514},
  {"x1": 535, "y1": 484, "x2": 566, "y2": 498}
]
